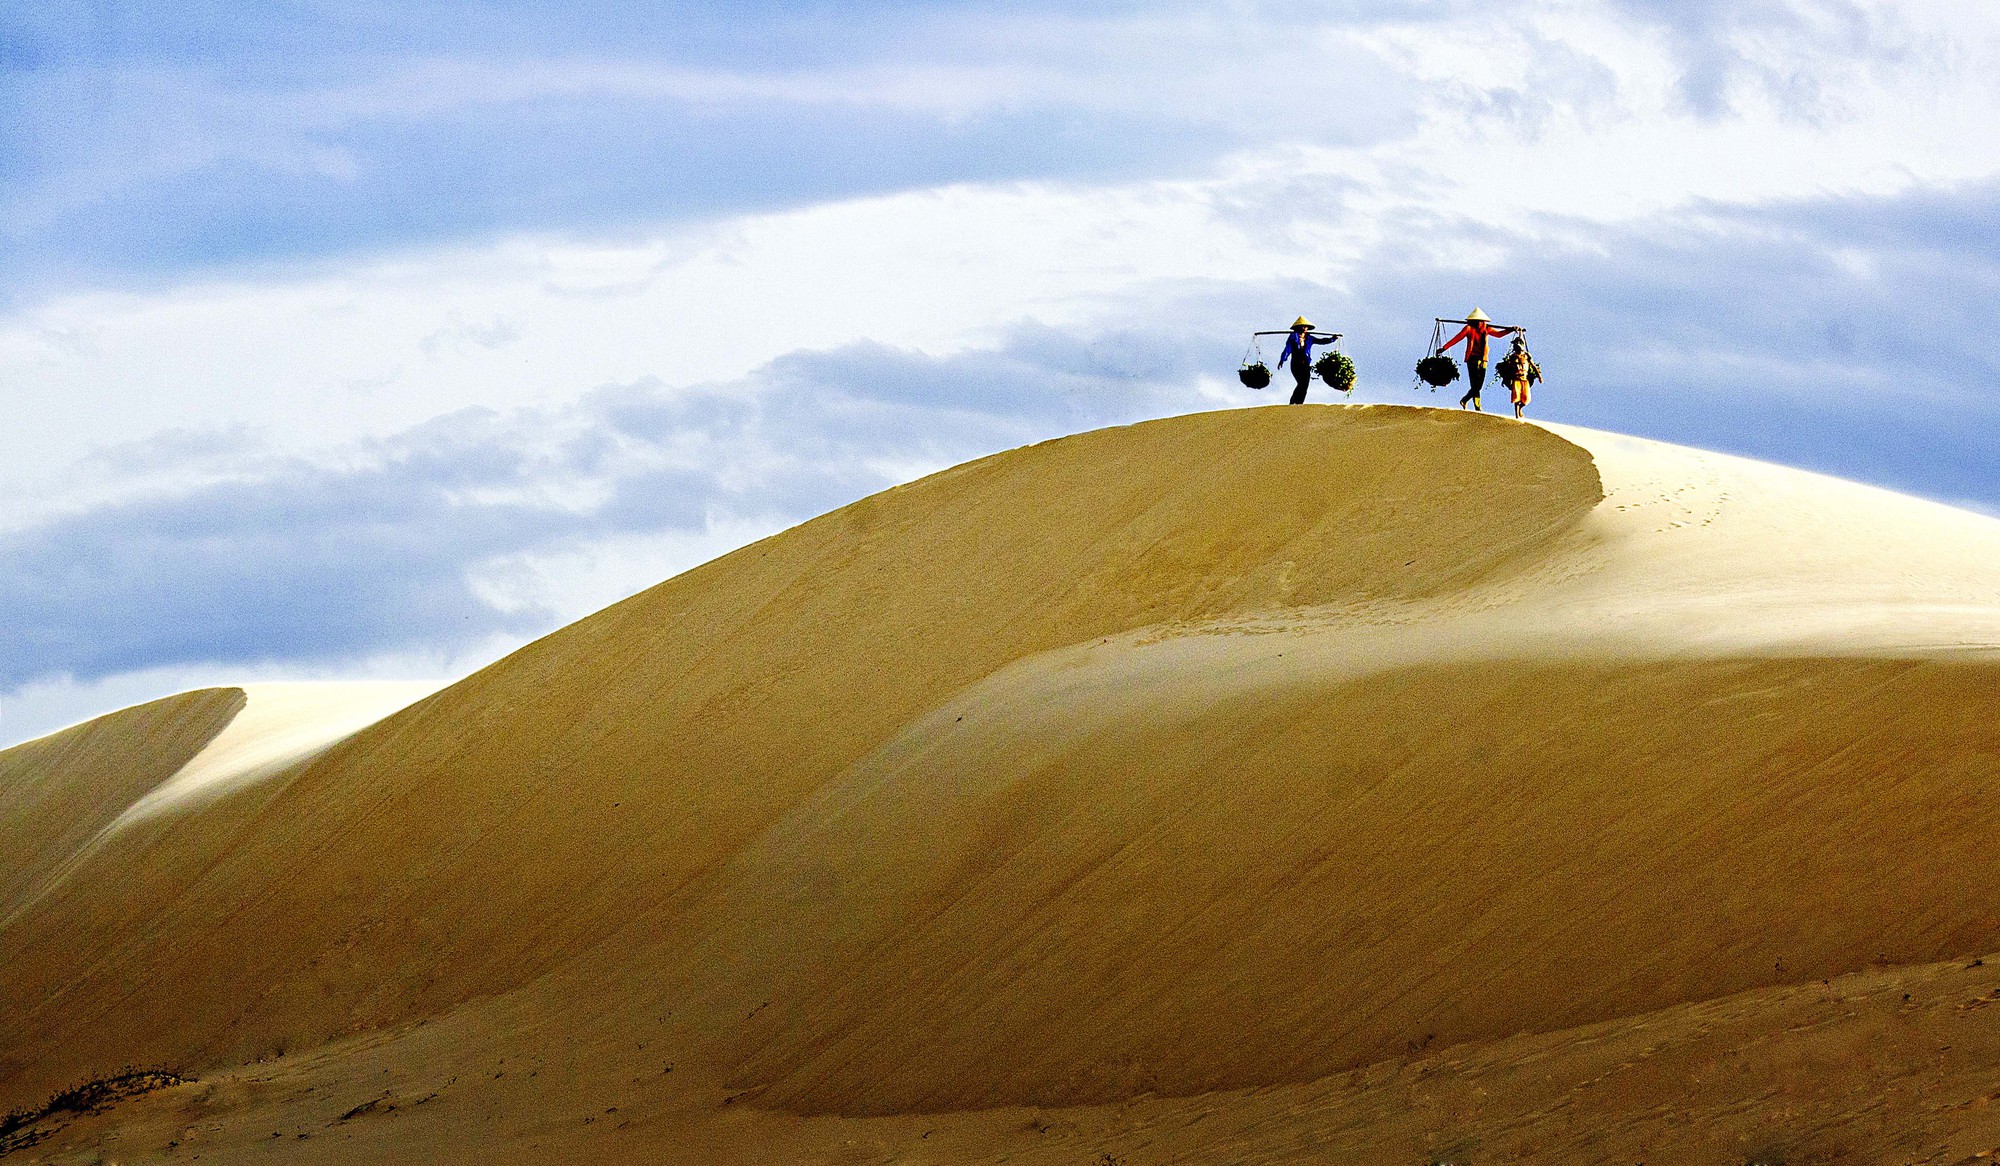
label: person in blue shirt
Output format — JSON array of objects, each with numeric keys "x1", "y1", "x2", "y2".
[{"x1": 1276, "y1": 317, "x2": 1338, "y2": 404}]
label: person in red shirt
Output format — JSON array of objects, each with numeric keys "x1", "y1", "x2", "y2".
[{"x1": 1437, "y1": 308, "x2": 1519, "y2": 411}]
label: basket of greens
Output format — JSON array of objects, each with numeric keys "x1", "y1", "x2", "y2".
[
  {"x1": 1314, "y1": 351, "x2": 1356, "y2": 394},
  {"x1": 1415, "y1": 355, "x2": 1460, "y2": 388}
]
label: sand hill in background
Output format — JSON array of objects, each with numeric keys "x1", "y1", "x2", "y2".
[{"x1": 3, "y1": 404, "x2": 1998, "y2": 1164}]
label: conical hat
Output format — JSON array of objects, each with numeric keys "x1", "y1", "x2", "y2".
[
  {"x1": 1292, "y1": 316, "x2": 1313, "y2": 329},
  {"x1": 1466, "y1": 308, "x2": 1490, "y2": 322}
]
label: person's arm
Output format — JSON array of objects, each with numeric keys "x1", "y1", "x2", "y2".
[
  {"x1": 1278, "y1": 335, "x2": 1299, "y2": 363},
  {"x1": 1438, "y1": 325, "x2": 1473, "y2": 353}
]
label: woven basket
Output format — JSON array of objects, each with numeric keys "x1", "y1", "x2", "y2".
[{"x1": 1415, "y1": 355, "x2": 1460, "y2": 387}]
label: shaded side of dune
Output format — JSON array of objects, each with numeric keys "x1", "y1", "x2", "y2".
[
  {"x1": 0, "y1": 407, "x2": 1602, "y2": 1108},
  {"x1": 661, "y1": 652, "x2": 2000, "y2": 1112}
]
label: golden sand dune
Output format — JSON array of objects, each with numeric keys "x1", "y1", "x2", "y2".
[{"x1": 3, "y1": 404, "x2": 1998, "y2": 1162}]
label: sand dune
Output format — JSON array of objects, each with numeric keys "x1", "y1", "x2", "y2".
[{"x1": 3, "y1": 404, "x2": 1997, "y2": 1161}]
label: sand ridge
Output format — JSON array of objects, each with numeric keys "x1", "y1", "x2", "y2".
[
  {"x1": 0, "y1": 688, "x2": 245, "y2": 924},
  {"x1": 110, "y1": 681, "x2": 445, "y2": 829}
]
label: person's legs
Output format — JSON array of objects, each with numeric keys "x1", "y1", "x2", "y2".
[
  {"x1": 1459, "y1": 361, "x2": 1486, "y2": 409},
  {"x1": 1290, "y1": 365, "x2": 1311, "y2": 405},
  {"x1": 1511, "y1": 380, "x2": 1529, "y2": 419}
]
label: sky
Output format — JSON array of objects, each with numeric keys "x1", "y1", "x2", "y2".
[{"x1": 3, "y1": 0, "x2": 1998, "y2": 743}]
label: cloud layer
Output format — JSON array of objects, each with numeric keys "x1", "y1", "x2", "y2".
[
  {"x1": 0, "y1": 322, "x2": 1218, "y2": 690},
  {"x1": 8, "y1": 166, "x2": 1997, "y2": 697},
  {"x1": 4, "y1": 0, "x2": 1999, "y2": 740}
]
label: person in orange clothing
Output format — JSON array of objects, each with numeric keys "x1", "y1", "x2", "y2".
[
  {"x1": 1437, "y1": 308, "x2": 1518, "y2": 411},
  {"x1": 1497, "y1": 334, "x2": 1542, "y2": 419}
]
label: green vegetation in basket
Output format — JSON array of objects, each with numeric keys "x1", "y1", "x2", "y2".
[
  {"x1": 1416, "y1": 355, "x2": 1460, "y2": 388},
  {"x1": 1314, "y1": 352, "x2": 1357, "y2": 394}
]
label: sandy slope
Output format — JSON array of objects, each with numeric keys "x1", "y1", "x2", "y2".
[
  {"x1": 1, "y1": 683, "x2": 436, "y2": 928},
  {"x1": 0, "y1": 689, "x2": 244, "y2": 923},
  {"x1": 3, "y1": 404, "x2": 1998, "y2": 1162},
  {"x1": 19, "y1": 948, "x2": 2000, "y2": 1165}
]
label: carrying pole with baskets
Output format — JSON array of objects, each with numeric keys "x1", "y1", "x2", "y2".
[
  {"x1": 1239, "y1": 328, "x2": 1355, "y2": 395},
  {"x1": 1413, "y1": 317, "x2": 1531, "y2": 391}
]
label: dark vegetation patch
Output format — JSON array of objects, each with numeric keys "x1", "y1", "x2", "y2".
[{"x1": 0, "y1": 1069, "x2": 186, "y2": 1158}]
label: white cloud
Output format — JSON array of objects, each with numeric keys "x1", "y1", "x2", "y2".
[
  {"x1": 0, "y1": 177, "x2": 1310, "y2": 527},
  {"x1": 6, "y1": 0, "x2": 2000, "y2": 741}
]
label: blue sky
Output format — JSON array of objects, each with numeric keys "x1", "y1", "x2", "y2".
[{"x1": 3, "y1": 0, "x2": 1998, "y2": 741}]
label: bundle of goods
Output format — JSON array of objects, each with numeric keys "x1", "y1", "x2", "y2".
[
  {"x1": 1415, "y1": 355, "x2": 1460, "y2": 388},
  {"x1": 1314, "y1": 351, "x2": 1357, "y2": 394},
  {"x1": 1238, "y1": 361, "x2": 1272, "y2": 389},
  {"x1": 1496, "y1": 349, "x2": 1538, "y2": 384}
]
